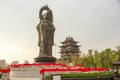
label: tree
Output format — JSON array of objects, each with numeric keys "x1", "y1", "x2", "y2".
[
  {"x1": 23, "y1": 60, "x2": 30, "y2": 64},
  {"x1": 11, "y1": 60, "x2": 19, "y2": 64},
  {"x1": 72, "y1": 55, "x2": 80, "y2": 66}
]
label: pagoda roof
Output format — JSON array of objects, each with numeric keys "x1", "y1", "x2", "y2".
[
  {"x1": 60, "y1": 46, "x2": 80, "y2": 51},
  {"x1": 59, "y1": 44, "x2": 81, "y2": 48},
  {"x1": 61, "y1": 36, "x2": 79, "y2": 44},
  {"x1": 59, "y1": 36, "x2": 81, "y2": 55},
  {"x1": 59, "y1": 50, "x2": 80, "y2": 53},
  {"x1": 113, "y1": 58, "x2": 120, "y2": 65}
]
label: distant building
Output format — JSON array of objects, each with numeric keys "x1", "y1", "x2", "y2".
[
  {"x1": 59, "y1": 36, "x2": 81, "y2": 57},
  {"x1": 0, "y1": 59, "x2": 6, "y2": 68},
  {"x1": 58, "y1": 36, "x2": 81, "y2": 65}
]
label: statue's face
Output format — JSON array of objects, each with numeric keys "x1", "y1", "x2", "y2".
[
  {"x1": 43, "y1": 11, "x2": 50, "y2": 19},
  {"x1": 42, "y1": 12, "x2": 47, "y2": 19}
]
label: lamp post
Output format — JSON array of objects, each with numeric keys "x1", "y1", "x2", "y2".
[{"x1": 54, "y1": 43, "x2": 57, "y2": 58}]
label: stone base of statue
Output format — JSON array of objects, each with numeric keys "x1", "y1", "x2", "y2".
[{"x1": 34, "y1": 56, "x2": 56, "y2": 63}]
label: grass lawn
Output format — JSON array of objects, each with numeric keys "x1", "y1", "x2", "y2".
[
  {"x1": 45, "y1": 71, "x2": 114, "y2": 80},
  {"x1": 61, "y1": 72, "x2": 114, "y2": 78}
]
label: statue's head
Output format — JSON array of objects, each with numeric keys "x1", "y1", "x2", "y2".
[
  {"x1": 39, "y1": 5, "x2": 53, "y2": 22},
  {"x1": 43, "y1": 11, "x2": 53, "y2": 22}
]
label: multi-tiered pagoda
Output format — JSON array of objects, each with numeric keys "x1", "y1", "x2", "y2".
[{"x1": 59, "y1": 36, "x2": 81, "y2": 58}]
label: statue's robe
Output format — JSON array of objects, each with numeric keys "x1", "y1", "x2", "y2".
[{"x1": 37, "y1": 17, "x2": 55, "y2": 56}]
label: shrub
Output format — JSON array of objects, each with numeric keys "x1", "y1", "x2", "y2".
[{"x1": 0, "y1": 74, "x2": 2, "y2": 79}]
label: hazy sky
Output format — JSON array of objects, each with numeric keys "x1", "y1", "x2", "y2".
[{"x1": 0, "y1": 0, "x2": 120, "y2": 64}]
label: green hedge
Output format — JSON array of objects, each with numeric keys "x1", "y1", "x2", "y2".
[
  {"x1": 61, "y1": 72, "x2": 114, "y2": 78},
  {"x1": 45, "y1": 72, "x2": 114, "y2": 80}
]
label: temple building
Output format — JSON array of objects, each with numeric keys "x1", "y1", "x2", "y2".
[
  {"x1": 58, "y1": 36, "x2": 81, "y2": 65},
  {"x1": 59, "y1": 36, "x2": 81, "y2": 57}
]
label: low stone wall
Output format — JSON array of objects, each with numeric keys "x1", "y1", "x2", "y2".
[
  {"x1": 10, "y1": 71, "x2": 41, "y2": 78},
  {"x1": 62, "y1": 76, "x2": 114, "y2": 80}
]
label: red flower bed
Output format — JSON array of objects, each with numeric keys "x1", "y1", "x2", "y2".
[
  {"x1": 0, "y1": 69, "x2": 10, "y2": 73},
  {"x1": 10, "y1": 63, "x2": 67, "y2": 68},
  {"x1": 40, "y1": 67, "x2": 110, "y2": 74}
]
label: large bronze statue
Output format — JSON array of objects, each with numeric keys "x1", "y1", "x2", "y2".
[{"x1": 36, "y1": 5, "x2": 55, "y2": 57}]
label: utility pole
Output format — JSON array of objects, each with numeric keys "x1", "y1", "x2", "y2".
[{"x1": 54, "y1": 43, "x2": 57, "y2": 57}]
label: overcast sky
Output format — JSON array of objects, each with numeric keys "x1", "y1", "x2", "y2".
[{"x1": 0, "y1": 0, "x2": 120, "y2": 64}]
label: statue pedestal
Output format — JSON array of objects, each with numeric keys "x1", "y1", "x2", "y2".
[{"x1": 34, "y1": 56, "x2": 56, "y2": 63}]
